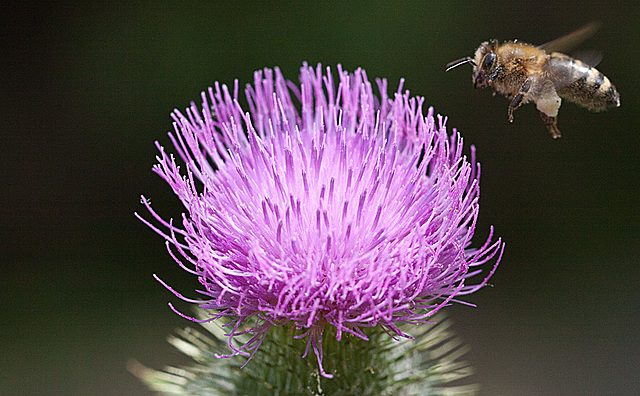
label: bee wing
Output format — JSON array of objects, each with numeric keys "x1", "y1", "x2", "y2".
[
  {"x1": 571, "y1": 50, "x2": 603, "y2": 68},
  {"x1": 537, "y1": 22, "x2": 600, "y2": 53},
  {"x1": 544, "y1": 54, "x2": 593, "y2": 89}
]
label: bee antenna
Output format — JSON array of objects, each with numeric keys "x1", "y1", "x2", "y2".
[{"x1": 445, "y1": 57, "x2": 476, "y2": 72}]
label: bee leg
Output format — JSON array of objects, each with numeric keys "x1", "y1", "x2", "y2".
[
  {"x1": 508, "y1": 79, "x2": 533, "y2": 122},
  {"x1": 539, "y1": 112, "x2": 562, "y2": 138}
]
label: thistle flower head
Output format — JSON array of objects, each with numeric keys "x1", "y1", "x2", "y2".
[{"x1": 138, "y1": 63, "x2": 503, "y2": 378}]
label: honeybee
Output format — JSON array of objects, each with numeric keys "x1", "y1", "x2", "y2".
[{"x1": 446, "y1": 23, "x2": 620, "y2": 138}]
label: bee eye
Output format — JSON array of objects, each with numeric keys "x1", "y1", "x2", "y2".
[{"x1": 482, "y1": 53, "x2": 496, "y2": 69}]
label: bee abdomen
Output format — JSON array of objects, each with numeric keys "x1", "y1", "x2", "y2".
[{"x1": 553, "y1": 57, "x2": 620, "y2": 112}]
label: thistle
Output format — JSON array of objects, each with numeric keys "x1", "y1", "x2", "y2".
[
  {"x1": 130, "y1": 313, "x2": 480, "y2": 395},
  {"x1": 136, "y1": 63, "x2": 503, "y2": 388}
]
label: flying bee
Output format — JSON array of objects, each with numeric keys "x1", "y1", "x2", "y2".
[{"x1": 446, "y1": 23, "x2": 620, "y2": 138}]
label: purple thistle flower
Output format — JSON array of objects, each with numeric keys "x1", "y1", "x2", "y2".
[{"x1": 138, "y1": 63, "x2": 503, "y2": 378}]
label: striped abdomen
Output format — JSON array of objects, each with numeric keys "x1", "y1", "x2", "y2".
[{"x1": 546, "y1": 53, "x2": 620, "y2": 112}]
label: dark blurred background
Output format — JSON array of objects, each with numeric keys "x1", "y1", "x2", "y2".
[{"x1": 2, "y1": 1, "x2": 638, "y2": 395}]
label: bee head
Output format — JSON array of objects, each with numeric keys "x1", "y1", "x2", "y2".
[{"x1": 472, "y1": 40, "x2": 499, "y2": 88}]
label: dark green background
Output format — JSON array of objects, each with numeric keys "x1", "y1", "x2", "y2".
[{"x1": 2, "y1": 1, "x2": 638, "y2": 395}]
